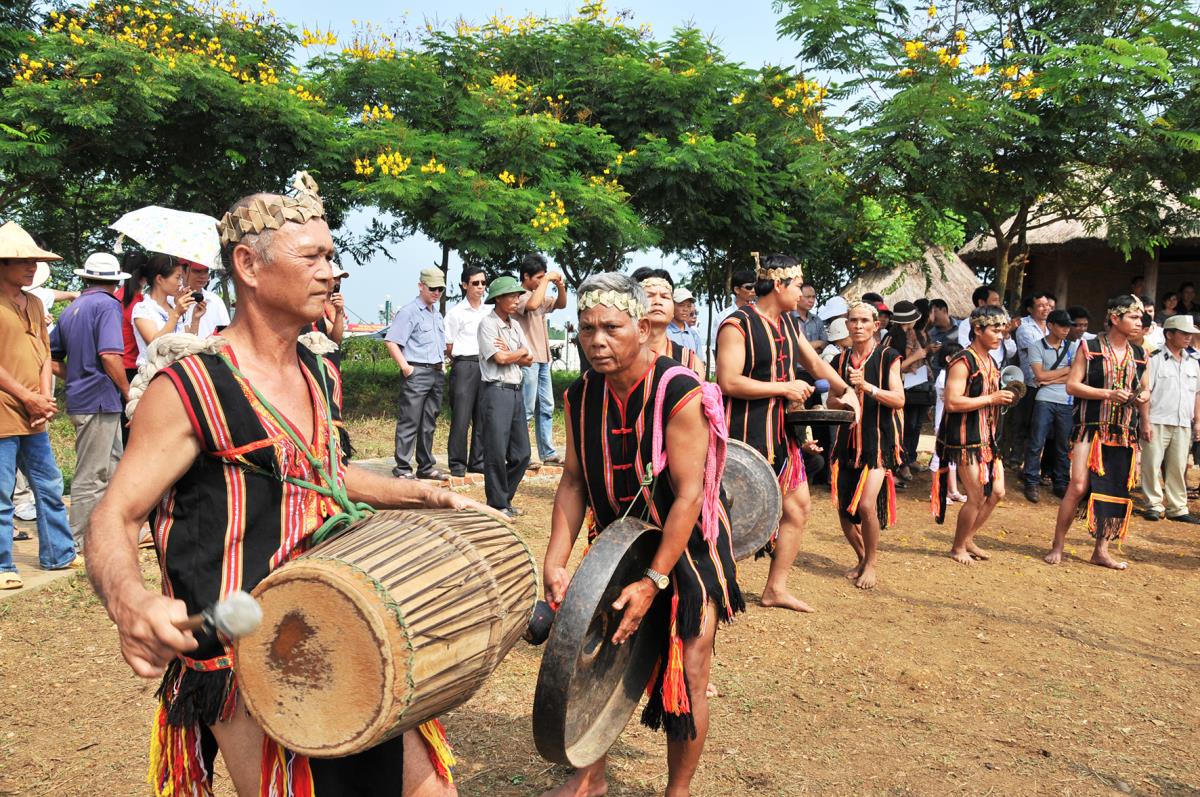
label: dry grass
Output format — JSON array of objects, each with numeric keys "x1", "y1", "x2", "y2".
[{"x1": 2, "y1": 465, "x2": 1198, "y2": 796}]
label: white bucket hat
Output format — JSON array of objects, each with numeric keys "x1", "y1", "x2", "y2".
[{"x1": 73, "y1": 252, "x2": 132, "y2": 282}]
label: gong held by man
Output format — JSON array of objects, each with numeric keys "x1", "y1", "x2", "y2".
[
  {"x1": 85, "y1": 176, "x2": 509, "y2": 797},
  {"x1": 540, "y1": 273, "x2": 744, "y2": 797}
]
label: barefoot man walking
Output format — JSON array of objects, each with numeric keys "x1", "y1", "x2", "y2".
[
  {"x1": 1045, "y1": 295, "x2": 1149, "y2": 570},
  {"x1": 716, "y1": 254, "x2": 858, "y2": 611},
  {"x1": 541, "y1": 273, "x2": 743, "y2": 797},
  {"x1": 828, "y1": 302, "x2": 905, "y2": 589},
  {"x1": 932, "y1": 306, "x2": 1015, "y2": 564}
]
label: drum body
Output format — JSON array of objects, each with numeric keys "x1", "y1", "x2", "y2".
[{"x1": 235, "y1": 509, "x2": 537, "y2": 758}]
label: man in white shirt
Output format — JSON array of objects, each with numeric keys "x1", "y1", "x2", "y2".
[
  {"x1": 181, "y1": 260, "x2": 230, "y2": 338},
  {"x1": 1139, "y1": 314, "x2": 1200, "y2": 523},
  {"x1": 445, "y1": 266, "x2": 491, "y2": 478},
  {"x1": 958, "y1": 286, "x2": 1016, "y2": 366}
]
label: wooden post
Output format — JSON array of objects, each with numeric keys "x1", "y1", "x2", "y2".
[{"x1": 1054, "y1": 254, "x2": 1070, "y2": 309}]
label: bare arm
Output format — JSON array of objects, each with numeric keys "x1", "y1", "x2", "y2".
[
  {"x1": 551, "y1": 273, "x2": 568, "y2": 310},
  {"x1": 544, "y1": 409, "x2": 588, "y2": 604},
  {"x1": 344, "y1": 464, "x2": 504, "y2": 520},
  {"x1": 523, "y1": 274, "x2": 554, "y2": 313},
  {"x1": 100, "y1": 352, "x2": 130, "y2": 401},
  {"x1": 133, "y1": 303, "x2": 187, "y2": 348},
  {"x1": 610, "y1": 393, "x2": 707, "y2": 644},
  {"x1": 1065, "y1": 350, "x2": 1126, "y2": 402},
  {"x1": 327, "y1": 296, "x2": 346, "y2": 344},
  {"x1": 715, "y1": 325, "x2": 789, "y2": 400},
  {"x1": 945, "y1": 356, "x2": 1012, "y2": 412},
  {"x1": 86, "y1": 376, "x2": 201, "y2": 678}
]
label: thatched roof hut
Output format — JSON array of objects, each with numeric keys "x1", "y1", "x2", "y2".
[
  {"x1": 839, "y1": 247, "x2": 979, "y2": 318},
  {"x1": 959, "y1": 216, "x2": 1110, "y2": 261}
]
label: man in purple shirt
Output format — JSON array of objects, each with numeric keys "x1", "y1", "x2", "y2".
[{"x1": 49, "y1": 252, "x2": 130, "y2": 549}]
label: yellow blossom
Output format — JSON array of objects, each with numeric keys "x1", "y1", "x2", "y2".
[
  {"x1": 898, "y1": 67, "x2": 915, "y2": 78},
  {"x1": 973, "y1": 63, "x2": 990, "y2": 76},
  {"x1": 498, "y1": 170, "x2": 516, "y2": 185},
  {"x1": 1003, "y1": 37, "x2": 1014, "y2": 49},
  {"x1": 731, "y1": 92, "x2": 745, "y2": 105},
  {"x1": 955, "y1": 29, "x2": 967, "y2": 42},
  {"x1": 927, "y1": 4, "x2": 937, "y2": 17}
]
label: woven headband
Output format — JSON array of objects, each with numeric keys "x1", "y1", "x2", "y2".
[
  {"x1": 757, "y1": 263, "x2": 804, "y2": 282},
  {"x1": 218, "y1": 172, "x2": 326, "y2": 246},
  {"x1": 578, "y1": 289, "x2": 646, "y2": 319},
  {"x1": 846, "y1": 300, "x2": 878, "y2": 319},
  {"x1": 639, "y1": 277, "x2": 672, "y2": 293},
  {"x1": 970, "y1": 311, "x2": 1010, "y2": 329},
  {"x1": 1109, "y1": 297, "x2": 1145, "y2": 317}
]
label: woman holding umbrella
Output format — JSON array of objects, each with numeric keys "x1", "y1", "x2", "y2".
[{"x1": 129, "y1": 254, "x2": 202, "y2": 365}]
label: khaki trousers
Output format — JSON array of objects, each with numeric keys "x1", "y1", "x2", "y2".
[
  {"x1": 69, "y1": 412, "x2": 124, "y2": 548},
  {"x1": 1140, "y1": 422, "x2": 1192, "y2": 517}
]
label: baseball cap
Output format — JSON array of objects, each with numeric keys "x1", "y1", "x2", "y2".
[
  {"x1": 419, "y1": 266, "x2": 446, "y2": 288},
  {"x1": 1047, "y1": 309, "x2": 1071, "y2": 327}
]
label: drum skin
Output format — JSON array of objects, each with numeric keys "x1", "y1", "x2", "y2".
[
  {"x1": 235, "y1": 509, "x2": 537, "y2": 758},
  {"x1": 533, "y1": 518, "x2": 670, "y2": 767}
]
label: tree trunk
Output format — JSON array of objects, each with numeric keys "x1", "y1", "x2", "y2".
[{"x1": 994, "y1": 239, "x2": 1012, "y2": 299}]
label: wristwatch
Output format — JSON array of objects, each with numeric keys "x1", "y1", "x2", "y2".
[{"x1": 643, "y1": 568, "x2": 670, "y2": 590}]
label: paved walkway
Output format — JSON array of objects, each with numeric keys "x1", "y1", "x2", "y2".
[{"x1": 1, "y1": 516, "x2": 82, "y2": 601}]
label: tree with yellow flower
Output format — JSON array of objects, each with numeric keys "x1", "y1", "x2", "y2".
[{"x1": 776, "y1": 0, "x2": 1200, "y2": 295}]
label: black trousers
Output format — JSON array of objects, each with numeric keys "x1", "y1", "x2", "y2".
[
  {"x1": 448, "y1": 357, "x2": 484, "y2": 475},
  {"x1": 480, "y1": 381, "x2": 531, "y2": 509},
  {"x1": 393, "y1": 365, "x2": 443, "y2": 476}
]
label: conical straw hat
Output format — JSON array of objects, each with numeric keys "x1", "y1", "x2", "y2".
[{"x1": 0, "y1": 221, "x2": 61, "y2": 261}]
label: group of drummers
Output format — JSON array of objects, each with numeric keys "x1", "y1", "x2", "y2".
[{"x1": 83, "y1": 178, "x2": 1157, "y2": 797}]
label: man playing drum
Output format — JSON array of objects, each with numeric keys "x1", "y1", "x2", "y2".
[
  {"x1": 541, "y1": 273, "x2": 743, "y2": 797},
  {"x1": 86, "y1": 176, "x2": 496, "y2": 797},
  {"x1": 931, "y1": 305, "x2": 1015, "y2": 564},
  {"x1": 715, "y1": 254, "x2": 858, "y2": 612},
  {"x1": 827, "y1": 302, "x2": 905, "y2": 590}
]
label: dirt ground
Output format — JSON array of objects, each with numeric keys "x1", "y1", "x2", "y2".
[{"x1": 2, "y1": 469, "x2": 1198, "y2": 797}]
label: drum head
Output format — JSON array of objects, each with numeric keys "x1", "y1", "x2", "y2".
[
  {"x1": 724, "y1": 439, "x2": 782, "y2": 560},
  {"x1": 786, "y1": 408, "x2": 856, "y2": 426},
  {"x1": 533, "y1": 519, "x2": 670, "y2": 767}
]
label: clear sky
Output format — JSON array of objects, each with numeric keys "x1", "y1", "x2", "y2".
[{"x1": 273, "y1": 0, "x2": 804, "y2": 326}]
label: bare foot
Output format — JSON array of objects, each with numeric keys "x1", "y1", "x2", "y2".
[
  {"x1": 966, "y1": 542, "x2": 991, "y2": 561},
  {"x1": 948, "y1": 548, "x2": 973, "y2": 565},
  {"x1": 706, "y1": 682, "x2": 719, "y2": 698},
  {"x1": 844, "y1": 562, "x2": 864, "y2": 580},
  {"x1": 540, "y1": 771, "x2": 608, "y2": 797},
  {"x1": 1090, "y1": 552, "x2": 1128, "y2": 571},
  {"x1": 1044, "y1": 548, "x2": 1063, "y2": 565},
  {"x1": 853, "y1": 565, "x2": 877, "y2": 590},
  {"x1": 760, "y1": 587, "x2": 816, "y2": 613}
]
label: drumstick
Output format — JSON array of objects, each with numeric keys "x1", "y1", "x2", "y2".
[{"x1": 173, "y1": 590, "x2": 263, "y2": 639}]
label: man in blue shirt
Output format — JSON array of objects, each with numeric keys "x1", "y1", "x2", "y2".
[
  {"x1": 385, "y1": 267, "x2": 448, "y2": 479},
  {"x1": 1021, "y1": 309, "x2": 1074, "y2": 503},
  {"x1": 666, "y1": 286, "x2": 704, "y2": 354},
  {"x1": 50, "y1": 252, "x2": 130, "y2": 549}
]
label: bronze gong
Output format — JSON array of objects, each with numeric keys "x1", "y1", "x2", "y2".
[
  {"x1": 723, "y1": 439, "x2": 782, "y2": 560},
  {"x1": 532, "y1": 518, "x2": 670, "y2": 767}
]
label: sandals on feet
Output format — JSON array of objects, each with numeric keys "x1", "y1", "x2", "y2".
[{"x1": 0, "y1": 573, "x2": 23, "y2": 590}]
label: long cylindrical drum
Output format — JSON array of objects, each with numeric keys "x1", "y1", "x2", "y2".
[{"x1": 235, "y1": 509, "x2": 537, "y2": 758}]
